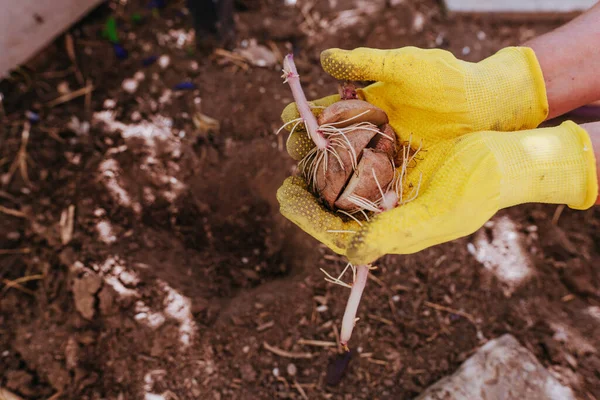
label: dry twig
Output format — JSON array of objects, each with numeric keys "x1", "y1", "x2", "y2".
[
  {"x1": 46, "y1": 84, "x2": 94, "y2": 108},
  {"x1": 552, "y1": 204, "x2": 566, "y2": 225},
  {"x1": 297, "y1": 338, "x2": 337, "y2": 347},
  {"x1": 263, "y1": 342, "x2": 313, "y2": 359},
  {"x1": 60, "y1": 205, "x2": 75, "y2": 245},
  {"x1": 0, "y1": 248, "x2": 30, "y2": 255},
  {"x1": 293, "y1": 380, "x2": 309, "y2": 400},
  {"x1": 424, "y1": 301, "x2": 477, "y2": 325},
  {"x1": 0, "y1": 205, "x2": 26, "y2": 218},
  {"x1": 2, "y1": 121, "x2": 31, "y2": 187},
  {"x1": 2, "y1": 274, "x2": 43, "y2": 295},
  {"x1": 65, "y1": 34, "x2": 84, "y2": 84}
]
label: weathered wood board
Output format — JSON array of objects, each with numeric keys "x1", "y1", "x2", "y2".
[
  {"x1": 443, "y1": 0, "x2": 597, "y2": 17},
  {"x1": 0, "y1": 0, "x2": 104, "y2": 79}
]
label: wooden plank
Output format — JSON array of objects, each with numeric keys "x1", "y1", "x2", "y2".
[
  {"x1": 444, "y1": 0, "x2": 597, "y2": 14},
  {"x1": 0, "y1": 0, "x2": 104, "y2": 79}
]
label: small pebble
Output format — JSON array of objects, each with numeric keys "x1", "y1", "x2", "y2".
[
  {"x1": 242, "y1": 346, "x2": 250, "y2": 353},
  {"x1": 57, "y1": 81, "x2": 70, "y2": 94},
  {"x1": 392, "y1": 295, "x2": 400, "y2": 302},
  {"x1": 158, "y1": 55, "x2": 171, "y2": 69},
  {"x1": 122, "y1": 78, "x2": 139, "y2": 94},
  {"x1": 272, "y1": 367, "x2": 280, "y2": 377},
  {"x1": 104, "y1": 99, "x2": 117, "y2": 109},
  {"x1": 134, "y1": 71, "x2": 146, "y2": 81},
  {"x1": 189, "y1": 61, "x2": 199, "y2": 71},
  {"x1": 7, "y1": 232, "x2": 20, "y2": 240},
  {"x1": 286, "y1": 363, "x2": 297, "y2": 376},
  {"x1": 462, "y1": 46, "x2": 471, "y2": 55},
  {"x1": 316, "y1": 305, "x2": 328, "y2": 313},
  {"x1": 131, "y1": 111, "x2": 142, "y2": 122},
  {"x1": 241, "y1": 257, "x2": 249, "y2": 264},
  {"x1": 467, "y1": 242, "x2": 476, "y2": 256},
  {"x1": 477, "y1": 31, "x2": 486, "y2": 41},
  {"x1": 412, "y1": 12, "x2": 425, "y2": 32},
  {"x1": 435, "y1": 33, "x2": 444, "y2": 46}
]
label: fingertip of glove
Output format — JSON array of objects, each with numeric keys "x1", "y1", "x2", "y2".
[{"x1": 320, "y1": 48, "x2": 356, "y2": 81}]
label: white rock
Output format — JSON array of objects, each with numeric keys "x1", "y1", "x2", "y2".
[
  {"x1": 416, "y1": 334, "x2": 576, "y2": 400},
  {"x1": 412, "y1": 12, "x2": 425, "y2": 32},
  {"x1": 134, "y1": 71, "x2": 146, "y2": 81},
  {"x1": 103, "y1": 99, "x2": 117, "y2": 109},
  {"x1": 286, "y1": 363, "x2": 297, "y2": 376},
  {"x1": 158, "y1": 55, "x2": 171, "y2": 69},
  {"x1": 122, "y1": 78, "x2": 139, "y2": 94}
]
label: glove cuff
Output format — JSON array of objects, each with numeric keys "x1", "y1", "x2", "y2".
[
  {"x1": 465, "y1": 46, "x2": 549, "y2": 132},
  {"x1": 484, "y1": 121, "x2": 598, "y2": 210}
]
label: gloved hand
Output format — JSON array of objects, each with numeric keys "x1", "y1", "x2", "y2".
[
  {"x1": 281, "y1": 46, "x2": 549, "y2": 161},
  {"x1": 277, "y1": 121, "x2": 598, "y2": 265}
]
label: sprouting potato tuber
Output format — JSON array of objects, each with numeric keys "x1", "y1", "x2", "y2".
[
  {"x1": 317, "y1": 99, "x2": 389, "y2": 128},
  {"x1": 280, "y1": 54, "x2": 399, "y2": 215}
]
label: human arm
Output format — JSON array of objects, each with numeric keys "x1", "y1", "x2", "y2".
[{"x1": 524, "y1": 1, "x2": 600, "y2": 120}]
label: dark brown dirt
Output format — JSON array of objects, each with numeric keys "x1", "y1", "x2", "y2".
[{"x1": 1, "y1": 1, "x2": 599, "y2": 399}]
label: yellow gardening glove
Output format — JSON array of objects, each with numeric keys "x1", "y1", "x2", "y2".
[
  {"x1": 281, "y1": 46, "x2": 548, "y2": 161},
  {"x1": 277, "y1": 121, "x2": 598, "y2": 265}
]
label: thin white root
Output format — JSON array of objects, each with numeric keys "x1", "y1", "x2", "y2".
[
  {"x1": 320, "y1": 262, "x2": 354, "y2": 289},
  {"x1": 275, "y1": 117, "x2": 303, "y2": 135},
  {"x1": 336, "y1": 210, "x2": 364, "y2": 226},
  {"x1": 347, "y1": 194, "x2": 381, "y2": 214},
  {"x1": 340, "y1": 264, "x2": 370, "y2": 350}
]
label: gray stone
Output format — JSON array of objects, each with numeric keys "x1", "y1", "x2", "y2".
[{"x1": 416, "y1": 334, "x2": 575, "y2": 400}]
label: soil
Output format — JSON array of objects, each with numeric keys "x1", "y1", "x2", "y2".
[{"x1": 1, "y1": 1, "x2": 599, "y2": 399}]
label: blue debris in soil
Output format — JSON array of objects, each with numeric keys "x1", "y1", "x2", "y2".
[
  {"x1": 142, "y1": 55, "x2": 158, "y2": 66},
  {"x1": 147, "y1": 0, "x2": 167, "y2": 9},
  {"x1": 174, "y1": 81, "x2": 196, "y2": 90},
  {"x1": 113, "y1": 44, "x2": 129, "y2": 60},
  {"x1": 25, "y1": 110, "x2": 40, "y2": 123}
]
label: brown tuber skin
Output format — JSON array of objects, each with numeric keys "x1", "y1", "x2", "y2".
[
  {"x1": 369, "y1": 124, "x2": 397, "y2": 161},
  {"x1": 279, "y1": 65, "x2": 397, "y2": 214},
  {"x1": 335, "y1": 149, "x2": 395, "y2": 211},
  {"x1": 315, "y1": 128, "x2": 377, "y2": 208},
  {"x1": 318, "y1": 99, "x2": 389, "y2": 128}
]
